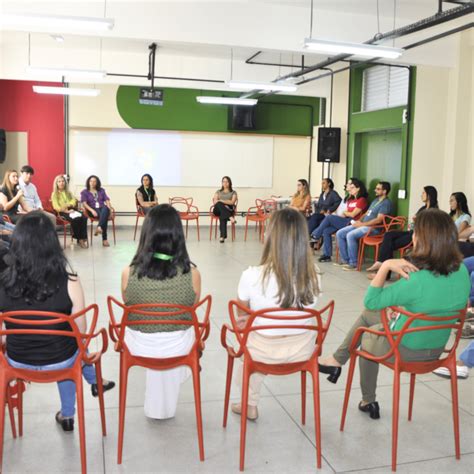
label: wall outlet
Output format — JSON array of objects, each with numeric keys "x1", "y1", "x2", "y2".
[
  {"x1": 398, "y1": 189, "x2": 406, "y2": 199},
  {"x1": 402, "y1": 109, "x2": 408, "y2": 124}
]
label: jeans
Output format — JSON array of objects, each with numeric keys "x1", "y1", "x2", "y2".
[
  {"x1": 460, "y1": 341, "x2": 474, "y2": 368},
  {"x1": 7, "y1": 350, "x2": 96, "y2": 418},
  {"x1": 336, "y1": 225, "x2": 370, "y2": 267},
  {"x1": 2, "y1": 221, "x2": 15, "y2": 232},
  {"x1": 307, "y1": 213, "x2": 325, "y2": 234},
  {"x1": 311, "y1": 215, "x2": 350, "y2": 257},
  {"x1": 464, "y1": 257, "x2": 474, "y2": 306}
]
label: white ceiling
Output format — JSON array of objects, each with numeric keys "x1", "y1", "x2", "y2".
[{"x1": 0, "y1": 0, "x2": 471, "y2": 96}]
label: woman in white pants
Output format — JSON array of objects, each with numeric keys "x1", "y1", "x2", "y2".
[{"x1": 121, "y1": 204, "x2": 201, "y2": 419}]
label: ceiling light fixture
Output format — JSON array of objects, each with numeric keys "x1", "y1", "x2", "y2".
[
  {"x1": 27, "y1": 66, "x2": 107, "y2": 80},
  {"x1": 196, "y1": 96, "x2": 257, "y2": 106},
  {"x1": 227, "y1": 80, "x2": 298, "y2": 92},
  {"x1": 303, "y1": 38, "x2": 403, "y2": 59},
  {"x1": 1, "y1": 13, "x2": 114, "y2": 32},
  {"x1": 32, "y1": 85, "x2": 101, "y2": 97}
]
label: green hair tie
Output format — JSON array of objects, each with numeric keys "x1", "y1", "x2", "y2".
[{"x1": 153, "y1": 252, "x2": 174, "y2": 261}]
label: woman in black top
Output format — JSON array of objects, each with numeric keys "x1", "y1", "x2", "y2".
[
  {"x1": 0, "y1": 169, "x2": 31, "y2": 223},
  {"x1": 366, "y1": 185, "x2": 438, "y2": 275},
  {"x1": 136, "y1": 173, "x2": 158, "y2": 214},
  {"x1": 0, "y1": 212, "x2": 114, "y2": 431}
]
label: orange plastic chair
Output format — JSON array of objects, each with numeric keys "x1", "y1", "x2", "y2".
[
  {"x1": 0, "y1": 304, "x2": 109, "y2": 474},
  {"x1": 133, "y1": 194, "x2": 151, "y2": 241},
  {"x1": 43, "y1": 199, "x2": 75, "y2": 249},
  {"x1": 221, "y1": 300, "x2": 335, "y2": 471},
  {"x1": 2, "y1": 215, "x2": 12, "y2": 224},
  {"x1": 5, "y1": 380, "x2": 26, "y2": 438},
  {"x1": 340, "y1": 306, "x2": 467, "y2": 472},
  {"x1": 107, "y1": 295, "x2": 212, "y2": 465},
  {"x1": 357, "y1": 215, "x2": 407, "y2": 271},
  {"x1": 210, "y1": 200, "x2": 238, "y2": 241},
  {"x1": 169, "y1": 197, "x2": 200, "y2": 241},
  {"x1": 88, "y1": 208, "x2": 117, "y2": 246},
  {"x1": 244, "y1": 199, "x2": 267, "y2": 243}
]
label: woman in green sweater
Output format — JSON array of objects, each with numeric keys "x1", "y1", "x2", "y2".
[{"x1": 319, "y1": 208, "x2": 470, "y2": 419}]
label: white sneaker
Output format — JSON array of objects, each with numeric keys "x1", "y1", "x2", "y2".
[{"x1": 433, "y1": 365, "x2": 469, "y2": 379}]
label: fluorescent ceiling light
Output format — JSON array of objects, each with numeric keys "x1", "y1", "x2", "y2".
[
  {"x1": 196, "y1": 96, "x2": 257, "y2": 106},
  {"x1": 32, "y1": 85, "x2": 100, "y2": 97},
  {"x1": 227, "y1": 80, "x2": 298, "y2": 92},
  {"x1": 303, "y1": 38, "x2": 403, "y2": 59},
  {"x1": 1, "y1": 13, "x2": 114, "y2": 32},
  {"x1": 27, "y1": 66, "x2": 107, "y2": 80}
]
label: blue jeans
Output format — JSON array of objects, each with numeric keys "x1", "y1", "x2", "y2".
[
  {"x1": 464, "y1": 257, "x2": 474, "y2": 306},
  {"x1": 307, "y1": 213, "x2": 325, "y2": 234},
  {"x1": 7, "y1": 351, "x2": 96, "y2": 418},
  {"x1": 2, "y1": 221, "x2": 15, "y2": 232},
  {"x1": 336, "y1": 225, "x2": 370, "y2": 266},
  {"x1": 311, "y1": 215, "x2": 350, "y2": 257},
  {"x1": 460, "y1": 342, "x2": 474, "y2": 368}
]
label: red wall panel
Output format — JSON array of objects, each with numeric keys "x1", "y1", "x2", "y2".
[{"x1": 0, "y1": 79, "x2": 64, "y2": 199}]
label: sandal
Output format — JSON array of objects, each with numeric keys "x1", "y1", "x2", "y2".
[{"x1": 461, "y1": 321, "x2": 474, "y2": 339}]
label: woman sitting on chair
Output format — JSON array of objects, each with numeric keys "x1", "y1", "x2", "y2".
[
  {"x1": 319, "y1": 208, "x2": 470, "y2": 420},
  {"x1": 0, "y1": 169, "x2": 31, "y2": 223},
  {"x1": 212, "y1": 176, "x2": 238, "y2": 243},
  {"x1": 51, "y1": 174, "x2": 88, "y2": 248},
  {"x1": 121, "y1": 204, "x2": 201, "y2": 419},
  {"x1": 80, "y1": 175, "x2": 114, "y2": 247},
  {"x1": 289, "y1": 178, "x2": 311, "y2": 216},
  {"x1": 136, "y1": 173, "x2": 158, "y2": 214},
  {"x1": 0, "y1": 212, "x2": 115, "y2": 432},
  {"x1": 232, "y1": 207, "x2": 321, "y2": 420}
]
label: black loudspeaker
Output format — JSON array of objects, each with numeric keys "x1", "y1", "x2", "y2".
[
  {"x1": 0, "y1": 130, "x2": 5, "y2": 164},
  {"x1": 228, "y1": 105, "x2": 257, "y2": 130},
  {"x1": 317, "y1": 127, "x2": 341, "y2": 163}
]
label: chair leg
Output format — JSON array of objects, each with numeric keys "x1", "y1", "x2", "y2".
[
  {"x1": 191, "y1": 363, "x2": 205, "y2": 461},
  {"x1": 133, "y1": 215, "x2": 139, "y2": 241},
  {"x1": 6, "y1": 386, "x2": 16, "y2": 439},
  {"x1": 244, "y1": 218, "x2": 249, "y2": 241},
  {"x1": 117, "y1": 360, "x2": 129, "y2": 464},
  {"x1": 301, "y1": 371, "x2": 306, "y2": 425},
  {"x1": 90, "y1": 222, "x2": 94, "y2": 246},
  {"x1": 112, "y1": 219, "x2": 116, "y2": 245},
  {"x1": 392, "y1": 371, "x2": 401, "y2": 472},
  {"x1": 357, "y1": 242, "x2": 364, "y2": 271},
  {"x1": 17, "y1": 381, "x2": 23, "y2": 437},
  {"x1": 239, "y1": 365, "x2": 251, "y2": 471},
  {"x1": 449, "y1": 360, "x2": 461, "y2": 459},
  {"x1": 76, "y1": 376, "x2": 87, "y2": 474},
  {"x1": 340, "y1": 354, "x2": 357, "y2": 431},
  {"x1": 311, "y1": 369, "x2": 322, "y2": 469},
  {"x1": 223, "y1": 356, "x2": 234, "y2": 428},
  {"x1": 374, "y1": 244, "x2": 380, "y2": 263},
  {"x1": 408, "y1": 373, "x2": 416, "y2": 421},
  {"x1": 185, "y1": 220, "x2": 189, "y2": 239},
  {"x1": 0, "y1": 378, "x2": 7, "y2": 471},
  {"x1": 63, "y1": 225, "x2": 67, "y2": 249},
  {"x1": 209, "y1": 219, "x2": 213, "y2": 240},
  {"x1": 94, "y1": 361, "x2": 107, "y2": 436},
  {"x1": 196, "y1": 219, "x2": 200, "y2": 241}
]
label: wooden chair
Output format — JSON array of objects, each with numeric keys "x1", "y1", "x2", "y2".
[
  {"x1": 0, "y1": 305, "x2": 109, "y2": 474},
  {"x1": 107, "y1": 295, "x2": 212, "y2": 465},
  {"x1": 221, "y1": 300, "x2": 335, "y2": 471},
  {"x1": 169, "y1": 197, "x2": 200, "y2": 241},
  {"x1": 340, "y1": 306, "x2": 467, "y2": 471}
]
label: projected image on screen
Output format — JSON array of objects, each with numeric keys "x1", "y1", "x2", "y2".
[{"x1": 107, "y1": 130, "x2": 181, "y2": 185}]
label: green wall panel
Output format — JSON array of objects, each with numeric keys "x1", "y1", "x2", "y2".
[{"x1": 116, "y1": 86, "x2": 320, "y2": 136}]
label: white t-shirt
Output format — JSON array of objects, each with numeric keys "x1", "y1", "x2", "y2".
[
  {"x1": 237, "y1": 265, "x2": 321, "y2": 336},
  {"x1": 335, "y1": 200, "x2": 348, "y2": 217}
]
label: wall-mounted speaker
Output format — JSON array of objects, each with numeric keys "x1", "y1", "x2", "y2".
[
  {"x1": 317, "y1": 127, "x2": 340, "y2": 163},
  {"x1": 0, "y1": 130, "x2": 6, "y2": 164}
]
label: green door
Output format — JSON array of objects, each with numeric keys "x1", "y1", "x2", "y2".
[{"x1": 353, "y1": 129, "x2": 402, "y2": 214}]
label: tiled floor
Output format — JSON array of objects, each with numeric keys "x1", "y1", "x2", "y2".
[{"x1": 3, "y1": 227, "x2": 473, "y2": 473}]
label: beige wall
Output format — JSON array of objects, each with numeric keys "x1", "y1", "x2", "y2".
[
  {"x1": 0, "y1": 132, "x2": 28, "y2": 177},
  {"x1": 410, "y1": 29, "x2": 473, "y2": 216}
]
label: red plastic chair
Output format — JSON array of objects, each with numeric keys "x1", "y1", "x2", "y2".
[
  {"x1": 169, "y1": 197, "x2": 200, "y2": 241},
  {"x1": 221, "y1": 300, "x2": 335, "y2": 471},
  {"x1": 43, "y1": 199, "x2": 75, "y2": 249},
  {"x1": 210, "y1": 200, "x2": 238, "y2": 241},
  {"x1": 2, "y1": 215, "x2": 12, "y2": 224},
  {"x1": 107, "y1": 295, "x2": 212, "y2": 465},
  {"x1": 0, "y1": 305, "x2": 109, "y2": 474},
  {"x1": 340, "y1": 306, "x2": 467, "y2": 471},
  {"x1": 244, "y1": 199, "x2": 267, "y2": 243},
  {"x1": 133, "y1": 197, "x2": 148, "y2": 241},
  {"x1": 357, "y1": 215, "x2": 407, "y2": 271},
  {"x1": 88, "y1": 208, "x2": 117, "y2": 246},
  {"x1": 5, "y1": 380, "x2": 26, "y2": 438}
]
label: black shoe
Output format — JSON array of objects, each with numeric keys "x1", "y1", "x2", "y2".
[
  {"x1": 318, "y1": 364, "x2": 342, "y2": 383},
  {"x1": 318, "y1": 255, "x2": 331, "y2": 263},
  {"x1": 358, "y1": 401, "x2": 380, "y2": 419},
  {"x1": 91, "y1": 380, "x2": 116, "y2": 397},
  {"x1": 55, "y1": 411, "x2": 74, "y2": 432}
]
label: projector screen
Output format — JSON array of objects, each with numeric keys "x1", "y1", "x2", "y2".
[{"x1": 70, "y1": 128, "x2": 274, "y2": 187}]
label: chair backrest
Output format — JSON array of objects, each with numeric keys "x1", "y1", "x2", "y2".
[
  {"x1": 2, "y1": 215, "x2": 12, "y2": 224},
  {"x1": 107, "y1": 295, "x2": 212, "y2": 352},
  {"x1": 377, "y1": 306, "x2": 466, "y2": 364},
  {"x1": 263, "y1": 198, "x2": 278, "y2": 214},
  {"x1": 383, "y1": 215, "x2": 407, "y2": 233},
  {"x1": 0, "y1": 304, "x2": 100, "y2": 365},
  {"x1": 42, "y1": 198, "x2": 56, "y2": 214},
  {"x1": 169, "y1": 197, "x2": 194, "y2": 214},
  {"x1": 227, "y1": 300, "x2": 334, "y2": 360}
]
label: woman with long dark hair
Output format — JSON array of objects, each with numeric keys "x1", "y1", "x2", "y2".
[
  {"x1": 366, "y1": 185, "x2": 439, "y2": 276},
  {"x1": 212, "y1": 176, "x2": 238, "y2": 243},
  {"x1": 80, "y1": 175, "x2": 114, "y2": 247},
  {"x1": 231, "y1": 208, "x2": 321, "y2": 420},
  {"x1": 121, "y1": 204, "x2": 201, "y2": 419},
  {"x1": 319, "y1": 209, "x2": 470, "y2": 419},
  {"x1": 449, "y1": 192, "x2": 471, "y2": 235},
  {"x1": 0, "y1": 212, "x2": 114, "y2": 432},
  {"x1": 136, "y1": 173, "x2": 158, "y2": 214}
]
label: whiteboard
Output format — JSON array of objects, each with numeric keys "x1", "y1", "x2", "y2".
[{"x1": 69, "y1": 129, "x2": 274, "y2": 188}]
